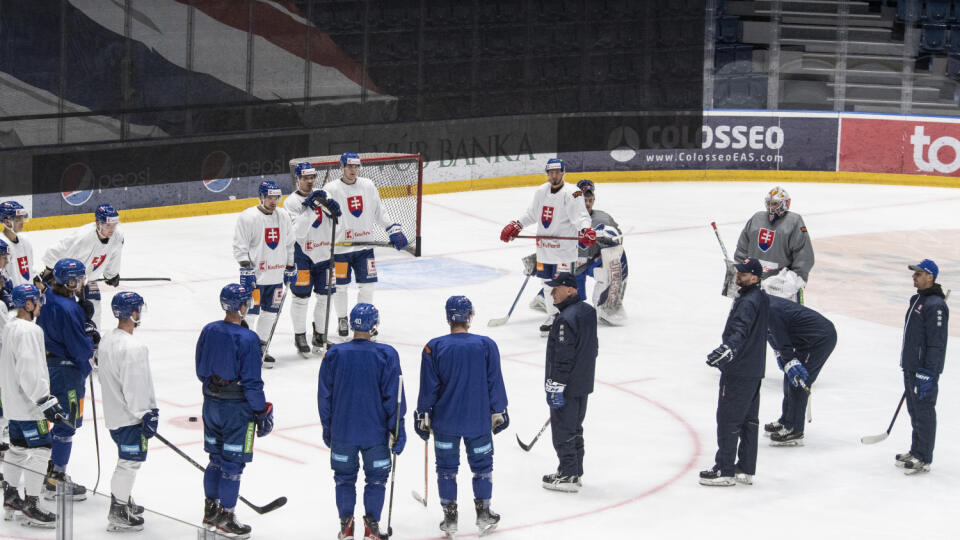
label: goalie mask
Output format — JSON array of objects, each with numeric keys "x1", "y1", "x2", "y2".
[{"x1": 764, "y1": 186, "x2": 791, "y2": 223}]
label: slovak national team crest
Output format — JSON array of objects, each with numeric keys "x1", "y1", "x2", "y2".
[
  {"x1": 312, "y1": 206, "x2": 324, "y2": 229},
  {"x1": 541, "y1": 206, "x2": 554, "y2": 228},
  {"x1": 348, "y1": 196, "x2": 364, "y2": 218},
  {"x1": 265, "y1": 227, "x2": 280, "y2": 250},
  {"x1": 757, "y1": 228, "x2": 775, "y2": 252},
  {"x1": 91, "y1": 255, "x2": 107, "y2": 270},
  {"x1": 17, "y1": 256, "x2": 30, "y2": 280}
]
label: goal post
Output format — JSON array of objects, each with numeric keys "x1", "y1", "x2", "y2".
[{"x1": 288, "y1": 153, "x2": 423, "y2": 256}]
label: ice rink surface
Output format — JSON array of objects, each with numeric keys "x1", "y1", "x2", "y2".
[{"x1": 3, "y1": 181, "x2": 959, "y2": 539}]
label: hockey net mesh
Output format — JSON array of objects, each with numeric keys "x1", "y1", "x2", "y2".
[{"x1": 288, "y1": 153, "x2": 422, "y2": 256}]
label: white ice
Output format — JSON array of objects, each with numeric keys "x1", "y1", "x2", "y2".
[{"x1": 3, "y1": 181, "x2": 958, "y2": 540}]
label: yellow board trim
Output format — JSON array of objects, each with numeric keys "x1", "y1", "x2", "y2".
[{"x1": 22, "y1": 170, "x2": 959, "y2": 232}]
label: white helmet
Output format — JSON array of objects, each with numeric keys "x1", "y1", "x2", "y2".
[{"x1": 764, "y1": 186, "x2": 791, "y2": 218}]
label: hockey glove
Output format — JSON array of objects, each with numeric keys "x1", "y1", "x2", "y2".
[
  {"x1": 389, "y1": 231, "x2": 409, "y2": 251},
  {"x1": 103, "y1": 274, "x2": 120, "y2": 287},
  {"x1": 283, "y1": 266, "x2": 298, "y2": 287},
  {"x1": 79, "y1": 298, "x2": 96, "y2": 321},
  {"x1": 413, "y1": 410, "x2": 431, "y2": 441},
  {"x1": 783, "y1": 359, "x2": 809, "y2": 388},
  {"x1": 545, "y1": 379, "x2": 566, "y2": 409},
  {"x1": 914, "y1": 370, "x2": 936, "y2": 401},
  {"x1": 37, "y1": 396, "x2": 68, "y2": 425},
  {"x1": 390, "y1": 419, "x2": 407, "y2": 455},
  {"x1": 140, "y1": 409, "x2": 159, "y2": 439},
  {"x1": 706, "y1": 344, "x2": 734, "y2": 369},
  {"x1": 491, "y1": 409, "x2": 510, "y2": 434},
  {"x1": 254, "y1": 402, "x2": 274, "y2": 437},
  {"x1": 501, "y1": 221, "x2": 522, "y2": 242},
  {"x1": 84, "y1": 321, "x2": 101, "y2": 347},
  {"x1": 577, "y1": 228, "x2": 597, "y2": 249},
  {"x1": 239, "y1": 267, "x2": 257, "y2": 292}
]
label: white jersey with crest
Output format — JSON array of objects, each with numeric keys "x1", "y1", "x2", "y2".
[
  {"x1": 233, "y1": 206, "x2": 295, "y2": 285},
  {"x1": 517, "y1": 182, "x2": 591, "y2": 264},
  {"x1": 42, "y1": 223, "x2": 124, "y2": 281},
  {"x1": 283, "y1": 190, "x2": 311, "y2": 221},
  {"x1": 323, "y1": 176, "x2": 398, "y2": 255},
  {"x1": 3, "y1": 233, "x2": 35, "y2": 286},
  {"x1": 294, "y1": 204, "x2": 335, "y2": 264},
  {"x1": 0, "y1": 317, "x2": 50, "y2": 421},
  {"x1": 98, "y1": 328, "x2": 158, "y2": 430}
]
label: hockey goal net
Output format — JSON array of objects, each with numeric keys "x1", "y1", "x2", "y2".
[{"x1": 288, "y1": 153, "x2": 423, "y2": 256}]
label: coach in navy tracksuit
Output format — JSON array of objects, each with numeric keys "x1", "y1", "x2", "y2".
[
  {"x1": 542, "y1": 273, "x2": 598, "y2": 493},
  {"x1": 415, "y1": 296, "x2": 508, "y2": 536},
  {"x1": 701, "y1": 258, "x2": 769, "y2": 486},
  {"x1": 897, "y1": 259, "x2": 949, "y2": 474},
  {"x1": 765, "y1": 296, "x2": 837, "y2": 445}
]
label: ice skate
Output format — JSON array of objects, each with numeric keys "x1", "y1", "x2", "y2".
[
  {"x1": 338, "y1": 317, "x2": 349, "y2": 337},
  {"x1": 107, "y1": 495, "x2": 145, "y2": 532},
  {"x1": 439, "y1": 502, "x2": 458, "y2": 537},
  {"x1": 43, "y1": 469, "x2": 87, "y2": 501},
  {"x1": 214, "y1": 508, "x2": 252, "y2": 539},
  {"x1": 770, "y1": 428, "x2": 804, "y2": 447},
  {"x1": 542, "y1": 472, "x2": 581, "y2": 492},
  {"x1": 698, "y1": 467, "x2": 735, "y2": 487},
  {"x1": 474, "y1": 498, "x2": 500, "y2": 536},
  {"x1": 894, "y1": 452, "x2": 914, "y2": 468},
  {"x1": 294, "y1": 333, "x2": 311, "y2": 358},
  {"x1": 202, "y1": 498, "x2": 220, "y2": 530},
  {"x1": 763, "y1": 421, "x2": 783, "y2": 438},
  {"x1": 20, "y1": 495, "x2": 55, "y2": 528},
  {"x1": 362, "y1": 514, "x2": 388, "y2": 540},
  {"x1": 312, "y1": 323, "x2": 328, "y2": 354},
  {"x1": 260, "y1": 341, "x2": 275, "y2": 369},
  {"x1": 3, "y1": 481, "x2": 23, "y2": 521},
  {"x1": 902, "y1": 456, "x2": 931, "y2": 475},
  {"x1": 338, "y1": 515, "x2": 355, "y2": 540},
  {"x1": 127, "y1": 496, "x2": 144, "y2": 515},
  {"x1": 734, "y1": 468, "x2": 754, "y2": 485}
]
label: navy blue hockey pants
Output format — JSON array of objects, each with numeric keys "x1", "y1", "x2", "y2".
[
  {"x1": 330, "y1": 442, "x2": 391, "y2": 521},
  {"x1": 433, "y1": 432, "x2": 494, "y2": 503},
  {"x1": 714, "y1": 375, "x2": 761, "y2": 477},
  {"x1": 904, "y1": 371, "x2": 939, "y2": 464},
  {"x1": 550, "y1": 394, "x2": 588, "y2": 477},
  {"x1": 779, "y1": 335, "x2": 836, "y2": 432}
]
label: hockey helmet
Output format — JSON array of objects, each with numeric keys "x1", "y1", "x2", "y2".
[
  {"x1": 545, "y1": 158, "x2": 565, "y2": 172},
  {"x1": 53, "y1": 258, "x2": 86, "y2": 289},
  {"x1": 12, "y1": 284, "x2": 43, "y2": 309},
  {"x1": 220, "y1": 283, "x2": 253, "y2": 313},
  {"x1": 765, "y1": 186, "x2": 791, "y2": 218},
  {"x1": 445, "y1": 295, "x2": 474, "y2": 323},
  {"x1": 259, "y1": 180, "x2": 282, "y2": 198},
  {"x1": 350, "y1": 302, "x2": 379, "y2": 333},
  {"x1": 340, "y1": 152, "x2": 362, "y2": 167},
  {"x1": 295, "y1": 162, "x2": 317, "y2": 179},
  {"x1": 0, "y1": 201, "x2": 29, "y2": 223},
  {"x1": 112, "y1": 291, "x2": 145, "y2": 320},
  {"x1": 576, "y1": 179, "x2": 595, "y2": 195},
  {"x1": 95, "y1": 204, "x2": 120, "y2": 224}
]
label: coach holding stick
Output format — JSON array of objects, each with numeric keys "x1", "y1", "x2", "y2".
[{"x1": 541, "y1": 273, "x2": 597, "y2": 493}]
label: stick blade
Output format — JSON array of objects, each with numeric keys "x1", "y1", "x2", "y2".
[
  {"x1": 860, "y1": 433, "x2": 889, "y2": 445},
  {"x1": 487, "y1": 317, "x2": 509, "y2": 327},
  {"x1": 248, "y1": 496, "x2": 287, "y2": 514},
  {"x1": 516, "y1": 434, "x2": 533, "y2": 452},
  {"x1": 411, "y1": 490, "x2": 427, "y2": 507}
]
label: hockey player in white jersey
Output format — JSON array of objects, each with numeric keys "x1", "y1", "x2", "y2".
[
  {"x1": 501, "y1": 158, "x2": 594, "y2": 335},
  {"x1": 0, "y1": 284, "x2": 68, "y2": 528},
  {"x1": 734, "y1": 186, "x2": 814, "y2": 303},
  {"x1": 1, "y1": 201, "x2": 34, "y2": 286},
  {"x1": 291, "y1": 187, "x2": 341, "y2": 355},
  {"x1": 98, "y1": 291, "x2": 156, "y2": 531},
  {"x1": 285, "y1": 163, "x2": 331, "y2": 356},
  {"x1": 323, "y1": 152, "x2": 409, "y2": 339},
  {"x1": 233, "y1": 180, "x2": 296, "y2": 367},
  {"x1": 40, "y1": 203, "x2": 124, "y2": 328}
]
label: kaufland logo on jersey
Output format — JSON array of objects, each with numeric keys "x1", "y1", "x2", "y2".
[
  {"x1": 264, "y1": 227, "x2": 280, "y2": 250},
  {"x1": 910, "y1": 126, "x2": 960, "y2": 174},
  {"x1": 757, "y1": 228, "x2": 775, "y2": 252},
  {"x1": 541, "y1": 206, "x2": 554, "y2": 228},
  {"x1": 60, "y1": 162, "x2": 95, "y2": 206},
  {"x1": 348, "y1": 196, "x2": 364, "y2": 218}
]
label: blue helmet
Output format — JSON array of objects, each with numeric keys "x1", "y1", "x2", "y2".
[
  {"x1": 445, "y1": 295, "x2": 473, "y2": 323},
  {"x1": 295, "y1": 162, "x2": 317, "y2": 179},
  {"x1": 12, "y1": 284, "x2": 42, "y2": 309},
  {"x1": 53, "y1": 258, "x2": 86, "y2": 287},
  {"x1": 0, "y1": 201, "x2": 28, "y2": 222},
  {"x1": 95, "y1": 204, "x2": 120, "y2": 224},
  {"x1": 340, "y1": 152, "x2": 361, "y2": 167},
  {"x1": 545, "y1": 158, "x2": 565, "y2": 172},
  {"x1": 576, "y1": 179, "x2": 595, "y2": 194},
  {"x1": 259, "y1": 180, "x2": 282, "y2": 198},
  {"x1": 349, "y1": 303, "x2": 379, "y2": 332},
  {"x1": 0, "y1": 239, "x2": 7, "y2": 256},
  {"x1": 220, "y1": 283, "x2": 253, "y2": 312},
  {"x1": 111, "y1": 291, "x2": 145, "y2": 319}
]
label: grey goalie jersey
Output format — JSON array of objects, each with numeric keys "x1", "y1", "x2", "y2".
[
  {"x1": 580, "y1": 209, "x2": 619, "y2": 260},
  {"x1": 734, "y1": 211, "x2": 814, "y2": 282}
]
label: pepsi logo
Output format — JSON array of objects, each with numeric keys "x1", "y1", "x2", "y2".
[
  {"x1": 60, "y1": 162, "x2": 95, "y2": 206},
  {"x1": 202, "y1": 151, "x2": 234, "y2": 193}
]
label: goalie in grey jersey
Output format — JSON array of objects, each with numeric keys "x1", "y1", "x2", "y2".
[
  {"x1": 734, "y1": 186, "x2": 813, "y2": 303},
  {"x1": 531, "y1": 179, "x2": 628, "y2": 324}
]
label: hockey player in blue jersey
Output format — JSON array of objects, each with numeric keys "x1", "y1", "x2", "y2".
[
  {"x1": 764, "y1": 296, "x2": 837, "y2": 447},
  {"x1": 196, "y1": 283, "x2": 274, "y2": 538},
  {"x1": 37, "y1": 258, "x2": 95, "y2": 501},
  {"x1": 318, "y1": 303, "x2": 406, "y2": 540},
  {"x1": 414, "y1": 296, "x2": 508, "y2": 537}
]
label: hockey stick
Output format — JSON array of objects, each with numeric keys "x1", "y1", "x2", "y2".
[
  {"x1": 93, "y1": 277, "x2": 171, "y2": 282},
  {"x1": 516, "y1": 418, "x2": 551, "y2": 452},
  {"x1": 320, "y1": 206, "x2": 338, "y2": 353},
  {"x1": 487, "y1": 274, "x2": 531, "y2": 327},
  {"x1": 386, "y1": 375, "x2": 403, "y2": 537},
  {"x1": 260, "y1": 286, "x2": 289, "y2": 364},
  {"x1": 710, "y1": 221, "x2": 731, "y2": 260},
  {"x1": 334, "y1": 241, "x2": 395, "y2": 248},
  {"x1": 153, "y1": 433, "x2": 287, "y2": 514},
  {"x1": 860, "y1": 393, "x2": 907, "y2": 445},
  {"x1": 516, "y1": 234, "x2": 578, "y2": 240},
  {"x1": 88, "y1": 376, "x2": 102, "y2": 493},
  {"x1": 411, "y1": 439, "x2": 428, "y2": 507}
]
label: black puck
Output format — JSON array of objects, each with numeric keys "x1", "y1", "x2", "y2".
[{"x1": 188, "y1": 416, "x2": 198, "y2": 422}]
